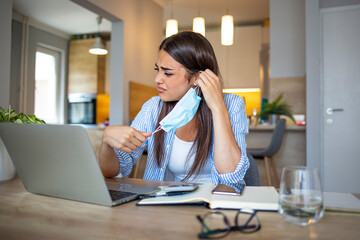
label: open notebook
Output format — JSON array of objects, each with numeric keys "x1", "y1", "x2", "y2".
[
  {"x1": 137, "y1": 182, "x2": 279, "y2": 211},
  {"x1": 324, "y1": 192, "x2": 360, "y2": 213}
]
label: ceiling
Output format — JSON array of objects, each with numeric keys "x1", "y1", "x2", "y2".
[
  {"x1": 12, "y1": 0, "x2": 112, "y2": 36},
  {"x1": 12, "y1": 0, "x2": 269, "y2": 36},
  {"x1": 157, "y1": 0, "x2": 269, "y2": 29}
]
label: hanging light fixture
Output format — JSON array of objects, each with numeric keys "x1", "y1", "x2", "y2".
[
  {"x1": 166, "y1": 19, "x2": 178, "y2": 37},
  {"x1": 193, "y1": 0, "x2": 205, "y2": 36},
  {"x1": 221, "y1": 4, "x2": 234, "y2": 46},
  {"x1": 89, "y1": 16, "x2": 108, "y2": 55},
  {"x1": 221, "y1": 15, "x2": 234, "y2": 46},
  {"x1": 166, "y1": 0, "x2": 178, "y2": 37},
  {"x1": 193, "y1": 17, "x2": 205, "y2": 36}
]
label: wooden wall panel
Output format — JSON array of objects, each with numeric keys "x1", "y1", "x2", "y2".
[
  {"x1": 68, "y1": 39, "x2": 105, "y2": 94},
  {"x1": 129, "y1": 82, "x2": 158, "y2": 120}
]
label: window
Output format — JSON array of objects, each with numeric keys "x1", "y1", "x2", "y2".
[{"x1": 34, "y1": 46, "x2": 61, "y2": 124}]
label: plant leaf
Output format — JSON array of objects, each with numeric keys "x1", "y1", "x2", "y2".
[{"x1": 0, "y1": 106, "x2": 46, "y2": 124}]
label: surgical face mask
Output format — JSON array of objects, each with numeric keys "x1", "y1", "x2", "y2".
[{"x1": 153, "y1": 87, "x2": 201, "y2": 134}]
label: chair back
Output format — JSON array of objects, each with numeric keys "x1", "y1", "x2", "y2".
[
  {"x1": 264, "y1": 119, "x2": 286, "y2": 156},
  {"x1": 244, "y1": 153, "x2": 261, "y2": 186}
]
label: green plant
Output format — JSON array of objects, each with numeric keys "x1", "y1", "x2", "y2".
[
  {"x1": 259, "y1": 93, "x2": 296, "y2": 123},
  {"x1": 0, "y1": 106, "x2": 45, "y2": 123}
]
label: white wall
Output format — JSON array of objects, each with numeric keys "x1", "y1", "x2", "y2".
[
  {"x1": 207, "y1": 25, "x2": 263, "y2": 88},
  {"x1": 0, "y1": 0, "x2": 12, "y2": 109},
  {"x1": 86, "y1": 0, "x2": 163, "y2": 125},
  {"x1": 89, "y1": 0, "x2": 163, "y2": 88},
  {"x1": 306, "y1": 0, "x2": 322, "y2": 170},
  {"x1": 270, "y1": 0, "x2": 306, "y2": 78}
]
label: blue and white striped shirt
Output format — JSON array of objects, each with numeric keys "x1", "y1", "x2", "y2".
[{"x1": 114, "y1": 93, "x2": 249, "y2": 185}]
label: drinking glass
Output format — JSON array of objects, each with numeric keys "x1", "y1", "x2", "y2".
[{"x1": 278, "y1": 166, "x2": 324, "y2": 226}]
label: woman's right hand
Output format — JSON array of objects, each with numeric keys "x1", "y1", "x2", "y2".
[
  {"x1": 99, "y1": 126, "x2": 151, "y2": 177},
  {"x1": 102, "y1": 126, "x2": 152, "y2": 153}
]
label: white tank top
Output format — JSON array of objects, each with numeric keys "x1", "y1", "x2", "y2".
[{"x1": 167, "y1": 134, "x2": 212, "y2": 183}]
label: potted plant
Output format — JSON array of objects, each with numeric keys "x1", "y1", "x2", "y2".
[
  {"x1": 0, "y1": 106, "x2": 45, "y2": 181},
  {"x1": 259, "y1": 93, "x2": 296, "y2": 125},
  {"x1": 0, "y1": 106, "x2": 45, "y2": 123}
]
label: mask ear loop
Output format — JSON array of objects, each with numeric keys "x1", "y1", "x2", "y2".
[
  {"x1": 193, "y1": 70, "x2": 202, "y2": 94},
  {"x1": 194, "y1": 85, "x2": 200, "y2": 95},
  {"x1": 152, "y1": 125, "x2": 162, "y2": 135}
]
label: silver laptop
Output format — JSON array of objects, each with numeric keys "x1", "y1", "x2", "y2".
[{"x1": 0, "y1": 123, "x2": 159, "y2": 206}]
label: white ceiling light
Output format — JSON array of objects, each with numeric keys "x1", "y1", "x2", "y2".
[
  {"x1": 221, "y1": 15, "x2": 234, "y2": 46},
  {"x1": 166, "y1": 19, "x2": 178, "y2": 37},
  {"x1": 193, "y1": 17, "x2": 205, "y2": 36},
  {"x1": 166, "y1": 0, "x2": 178, "y2": 37},
  {"x1": 89, "y1": 16, "x2": 108, "y2": 55},
  {"x1": 192, "y1": 0, "x2": 205, "y2": 36},
  {"x1": 89, "y1": 37, "x2": 108, "y2": 55}
]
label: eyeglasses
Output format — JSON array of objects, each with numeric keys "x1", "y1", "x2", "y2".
[{"x1": 196, "y1": 209, "x2": 261, "y2": 239}]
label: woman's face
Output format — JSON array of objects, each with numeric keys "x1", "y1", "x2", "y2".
[{"x1": 154, "y1": 50, "x2": 194, "y2": 102}]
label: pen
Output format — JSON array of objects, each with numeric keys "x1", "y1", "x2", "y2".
[{"x1": 139, "y1": 191, "x2": 192, "y2": 199}]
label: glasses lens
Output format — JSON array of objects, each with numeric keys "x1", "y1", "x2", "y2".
[
  {"x1": 201, "y1": 212, "x2": 230, "y2": 239},
  {"x1": 236, "y1": 209, "x2": 260, "y2": 233}
]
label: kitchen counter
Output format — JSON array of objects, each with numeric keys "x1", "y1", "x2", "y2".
[
  {"x1": 249, "y1": 124, "x2": 306, "y2": 131},
  {"x1": 246, "y1": 124, "x2": 306, "y2": 185}
]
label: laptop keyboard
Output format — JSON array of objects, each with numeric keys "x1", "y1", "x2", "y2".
[{"x1": 108, "y1": 190, "x2": 138, "y2": 201}]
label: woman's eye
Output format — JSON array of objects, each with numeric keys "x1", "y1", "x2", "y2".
[{"x1": 154, "y1": 67, "x2": 172, "y2": 76}]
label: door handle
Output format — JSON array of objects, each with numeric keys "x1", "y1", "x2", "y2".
[{"x1": 326, "y1": 108, "x2": 344, "y2": 115}]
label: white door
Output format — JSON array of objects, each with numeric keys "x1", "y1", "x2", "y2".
[{"x1": 322, "y1": 5, "x2": 360, "y2": 193}]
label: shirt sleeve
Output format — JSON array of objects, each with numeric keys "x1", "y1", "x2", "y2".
[
  {"x1": 114, "y1": 97, "x2": 160, "y2": 177},
  {"x1": 211, "y1": 94, "x2": 250, "y2": 185}
]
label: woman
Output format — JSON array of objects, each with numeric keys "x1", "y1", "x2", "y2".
[{"x1": 99, "y1": 31, "x2": 249, "y2": 185}]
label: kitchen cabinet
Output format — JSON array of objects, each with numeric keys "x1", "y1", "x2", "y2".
[{"x1": 68, "y1": 38, "x2": 105, "y2": 94}]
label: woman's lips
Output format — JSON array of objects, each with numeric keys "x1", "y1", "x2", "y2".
[{"x1": 157, "y1": 87, "x2": 166, "y2": 93}]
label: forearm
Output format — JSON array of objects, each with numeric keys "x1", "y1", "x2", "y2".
[
  {"x1": 212, "y1": 104, "x2": 241, "y2": 174},
  {"x1": 99, "y1": 141, "x2": 120, "y2": 178},
  {"x1": 194, "y1": 70, "x2": 244, "y2": 174}
]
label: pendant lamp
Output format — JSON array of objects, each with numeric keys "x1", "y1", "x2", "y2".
[
  {"x1": 166, "y1": 1, "x2": 178, "y2": 37},
  {"x1": 193, "y1": 17, "x2": 205, "y2": 36},
  {"x1": 192, "y1": 0, "x2": 205, "y2": 36},
  {"x1": 89, "y1": 16, "x2": 108, "y2": 55},
  {"x1": 166, "y1": 19, "x2": 178, "y2": 37},
  {"x1": 221, "y1": 15, "x2": 234, "y2": 46},
  {"x1": 89, "y1": 37, "x2": 108, "y2": 55}
]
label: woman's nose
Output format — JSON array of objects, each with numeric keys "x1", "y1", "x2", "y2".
[{"x1": 154, "y1": 72, "x2": 163, "y2": 84}]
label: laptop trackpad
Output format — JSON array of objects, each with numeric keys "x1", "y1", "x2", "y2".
[{"x1": 106, "y1": 182, "x2": 160, "y2": 194}]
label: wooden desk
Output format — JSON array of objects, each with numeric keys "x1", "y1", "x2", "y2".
[{"x1": 1, "y1": 178, "x2": 359, "y2": 240}]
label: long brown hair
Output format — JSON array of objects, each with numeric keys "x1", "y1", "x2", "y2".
[{"x1": 154, "y1": 31, "x2": 222, "y2": 181}]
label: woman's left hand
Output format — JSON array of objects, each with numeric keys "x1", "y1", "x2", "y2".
[
  {"x1": 196, "y1": 69, "x2": 241, "y2": 174},
  {"x1": 195, "y1": 69, "x2": 226, "y2": 113}
]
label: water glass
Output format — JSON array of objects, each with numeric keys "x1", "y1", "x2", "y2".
[{"x1": 278, "y1": 166, "x2": 324, "y2": 226}]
